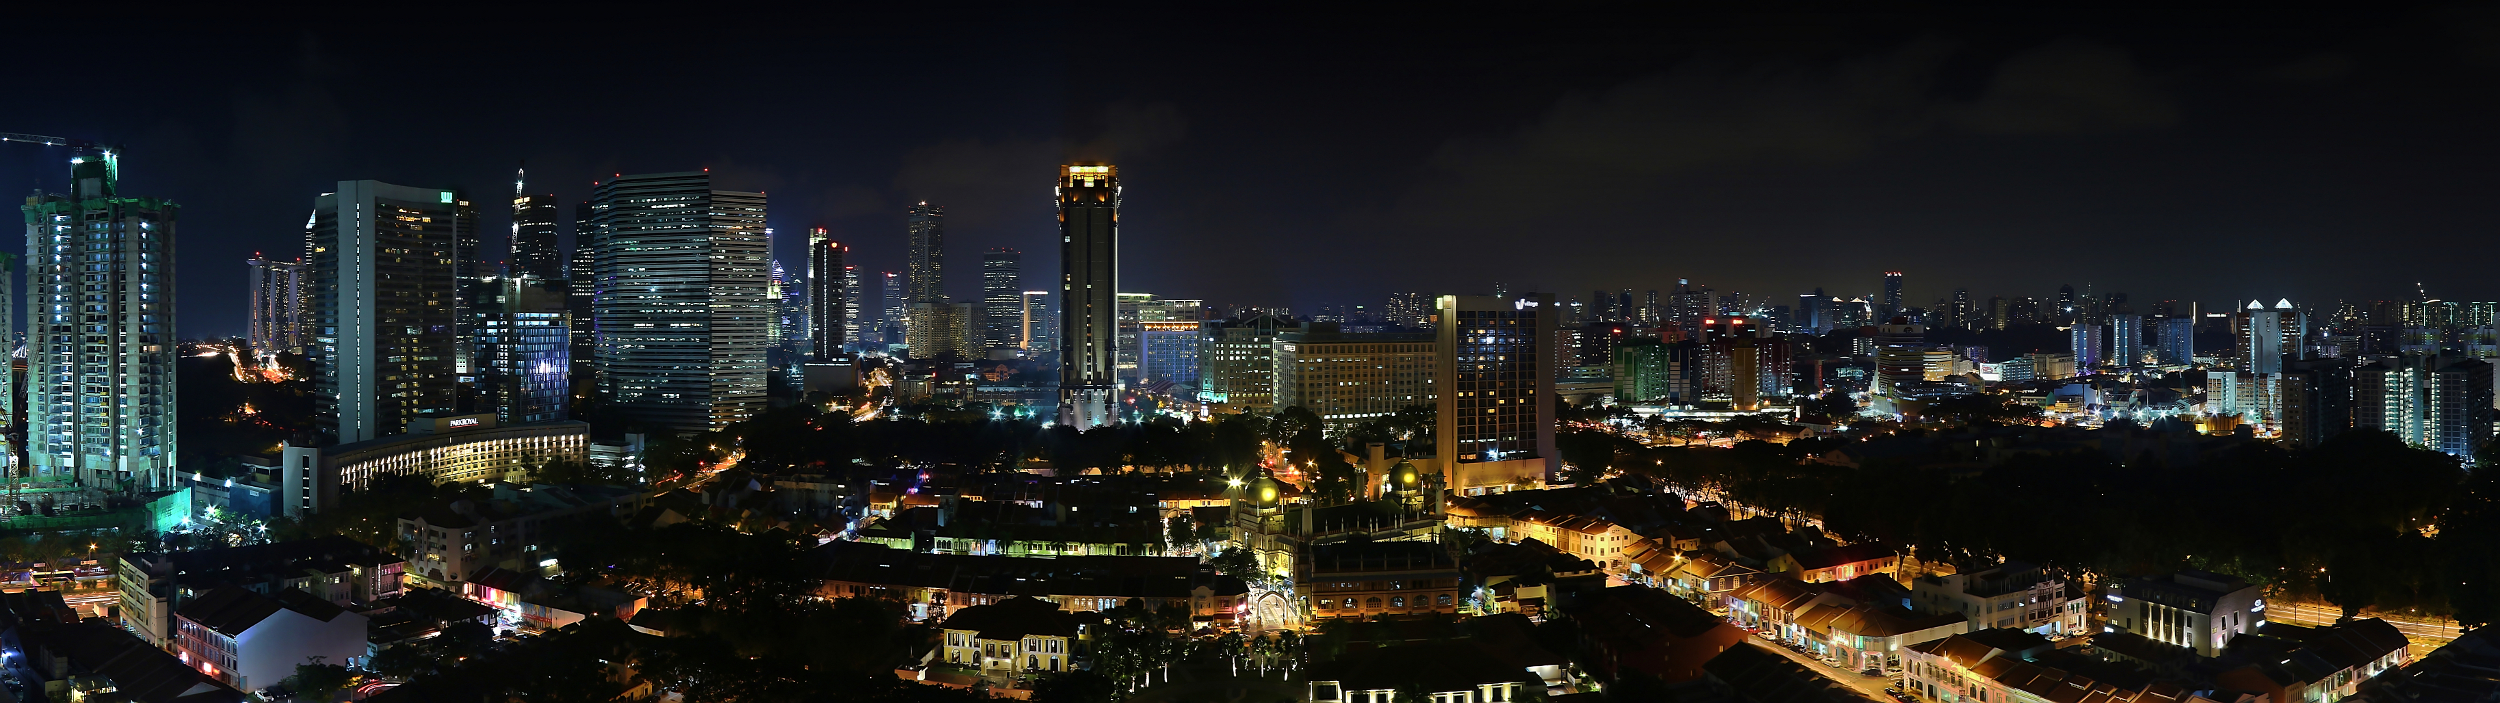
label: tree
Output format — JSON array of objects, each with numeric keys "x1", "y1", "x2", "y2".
[
  {"x1": 287, "y1": 657, "x2": 354, "y2": 702},
  {"x1": 1166, "y1": 515, "x2": 1194, "y2": 554}
]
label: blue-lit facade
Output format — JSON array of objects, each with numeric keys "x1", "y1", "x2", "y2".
[
  {"x1": 2156, "y1": 317, "x2": 2195, "y2": 366},
  {"x1": 1137, "y1": 321, "x2": 1201, "y2": 393},
  {"x1": 476, "y1": 277, "x2": 571, "y2": 425}
]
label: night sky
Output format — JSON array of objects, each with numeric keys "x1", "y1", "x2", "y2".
[{"x1": 7, "y1": 5, "x2": 2500, "y2": 338}]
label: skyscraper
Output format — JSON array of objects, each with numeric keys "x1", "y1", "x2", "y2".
[
  {"x1": 2071, "y1": 324, "x2": 2105, "y2": 370},
  {"x1": 982, "y1": 249, "x2": 1022, "y2": 350},
  {"x1": 2356, "y1": 356, "x2": 2493, "y2": 462},
  {"x1": 567, "y1": 201, "x2": 595, "y2": 382},
  {"x1": 906, "y1": 202, "x2": 944, "y2": 303},
  {"x1": 592, "y1": 172, "x2": 769, "y2": 435},
  {"x1": 2156, "y1": 317, "x2": 2196, "y2": 366},
  {"x1": 843, "y1": 265, "x2": 861, "y2": 352},
  {"x1": 247, "y1": 254, "x2": 306, "y2": 356},
  {"x1": 451, "y1": 193, "x2": 482, "y2": 376},
  {"x1": 1437, "y1": 293, "x2": 1557, "y2": 489},
  {"x1": 1873, "y1": 318, "x2": 1926, "y2": 398},
  {"x1": 2110, "y1": 308, "x2": 2143, "y2": 368},
  {"x1": 1881, "y1": 272, "x2": 1904, "y2": 320},
  {"x1": 879, "y1": 271, "x2": 904, "y2": 349},
  {"x1": 2239, "y1": 300, "x2": 2285, "y2": 374},
  {"x1": 509, "y1": 164, "x2": 562, "y2": 281},
  {"x1": 24, "y1": 154, "x2": 170, "y2": 487},
  {"x1": 309, "y1": 180, "x2": 459, "y2": 445},
  {"x1": 809, "y1": 237, "x2": 847, "y2": 359},
  {"x1": 1058, "y1": 163, "x2": 1121, "y2": 427},
  {"x1": 474, "y1": 276, "x2": 570, "y2": 425},
  {"x1": 1386, "y1": 292, "x2": 1431, "y2": 329}
]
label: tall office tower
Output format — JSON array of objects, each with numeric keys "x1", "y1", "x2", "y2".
[
  {"x1": 246, "y1": 254, "x2": 306, "y2": 355},
  {"x1": 2156, "y1": 317, "x2": 2196, "y2": 366},
  {"x1": 775, "y1": 263, "x2": 809, "y2": 355},
  {"x1": 1200, "y1": 311, "x2": 1280, "y2": 410},
  {"x1": 1950, "y1": 288, "x2": 1972, "y2": 329},
  {"x1": 1617, "y1": 289, "x2": 1634, "y2": 323},
  {"x1": 906, "y1": 202, "x2": 944, "y2": 303},
  {"x1": 2279, "y1": 358, "x2": 2353, "y2": 449},
  {"x1": 308, "y1": 180, "x2": 458, "y2": 445},
  {"x1": 981, "y1": 248, "x2": 1022, "y2": 349},
  {"x1": 879, "y1": 272, "x2": 904, "y2": 349},
  {"x1": 2238, "y1": 300, "x2": 2285, "y2": 374},
  {"x1": 451, "y1": 194, "x2": 482, "y2": 375},
  {"x1": 904, "y1": 302, "x2": 973, "y2": 358},
  {"x1": 510, "y1": 165, "x2": 562, "y2": 281},
  {"x1": 2357, "y1": 356, "x2": 2494, "y2": 461},
  {"x1": 809, "y1": 238, "x2": 848, "y2": 359},
  {"x1": 2110, "y1": 308, "x2": 2144, "y2": 368},
  {"x1": 1643, "y1": 290, "x2": 1660, "y2": 324},
  {"x1": 591, "y1": 172, "x2": 769, "y2": 435},
  {"x1": 1058, "y1": 163, "x2": 1120, "y2": 427},
  {"x1": 800, "y1": 225, "x2": 829, "y2": 352},
  {"x1": 1880, "y1": 272, "x2": 1904, "y2": 320},
  {"x1": 2071, "y1": 325, "x2": 2106, "y2": 370},
  {"x1": 1590, "y1": 290, "x2": 1611, "y2": 321},
  {"x1": 474, "y1": 276, "x2": 570, "y2": 425},
  {"x1": 22, "y1": 155, "x2": 169, "y2": 487},
  {"x1": 567, "y1": 201, "x2": 596, "y2": 377},
  {"x1": 2278, "y1": 299, "x2": 2311, "y2": 361},
  {"x1": 2056, "y1": 285, "x2": 2076, "y2": 323},
  {"x1": 1872, "y1": 318, "x2": 1926, "y2": 398},
  {"x1": 1436, "y1": 293, "x2": 1558, "y2": 490},
  {"x1": 842, "y1": 265, "x2": 861, "y2": 351},
  {"x1": 1020, "y1": 291, "x2": 1052, "y2": 351},
  {"x1": 1988, "y1": 296, "x2": 2009, "y2": 330},
  {"x1": 1139, "y1": 321, "x2": 1204, "y2": 391},
  {"x1": 1797, "y1": 290, "x2": 1828, "y2": 335}
]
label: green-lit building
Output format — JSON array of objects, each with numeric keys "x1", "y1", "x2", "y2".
[
  {"x1": 23, "y1": 153, "x2": 176, "y2": 489},
  {"x1": 1612, "y1": 339, "x2": 1678, "y2": 404}
]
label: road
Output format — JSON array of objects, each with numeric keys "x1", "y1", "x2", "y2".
[
  {"x1": 2263, "y1": 598, "x2": 2463, "y2": 656},
  {"x1": 1744, "y1": 636, "x2": 1898, "y2": 700}
]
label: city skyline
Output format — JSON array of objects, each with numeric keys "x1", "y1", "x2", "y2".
[{"x1": 10, "y1": 8, "x2": 2500, "y2": 339}]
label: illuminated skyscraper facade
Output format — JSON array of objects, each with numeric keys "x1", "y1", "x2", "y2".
[
  {"x1": 809, "y1": 237, "x2": 848, "y2": 359},
  {"x1": 23, "y1": 155, "x2": 170, "y2": 487},
  {"x1": 982, "y1": 248, "x2": 1021, "y2": 350},
  {"x1": 1881, "y1": 271, "x2": 1904, "y2": 320},
  {"x1": 309, "y1": 180, "x2": 459, "y2": 445},
  {"x1": 906, "y1": 203, "x2": 944, "y2": 303},
  {"x1": 475, "y1": 276, "x2": 570, "y2": 425},
  {"x1": 567, "y1": 201, "x2": 595, "y2": 380},
  {"x1": 510, "y1": 165, "x2": 562, "y2": 282},
  {"x1": 247, "y1": 254, "x2": 306, "y2": 355},
  {"x1": 1058, "y1": 163, "x2": 1120, "y2": 427},
  {"x1": 1435, "y1": 293, "x2": 1557, "y2": 491},
  {"x1": 591, "y1": 172, "x2": 769, "y2": 435}
]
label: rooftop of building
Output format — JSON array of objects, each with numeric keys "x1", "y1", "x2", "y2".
[
  {"x1": 32, "y1": 621, "x2": 242, "y2": 703},
  {"x1": 176, "y1": 586, "x2": 350, "y2": 637},
  {"x1": 810, "y1": 541, "x2": 1246, "y2": 600},
  {"x1": 127, "y1": 535, "x2": 399, "y2": 587},
  {"x1": 1304, "y1": 538, "x2": 1459, "y2": 577},
  {"x1": 936, "y1": 596, "x2": 1082, "y2": 641}
]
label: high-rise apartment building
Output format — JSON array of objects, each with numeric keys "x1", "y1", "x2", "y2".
[
  {"x1": 904, "y1": 302, "x2": 973, "y2": 359},
  {"x1": 23, "y1": 155, "x2": 172, "y2": 487},
  {"x1": 809, "y1": 237, "x2": 848, "y2": 359},
  {"x1": 1274, "y1": 323, "x2": 1435, "y2": 428},
  {"x1": 2279, "y1": 358, "x2": 2353, "y2": 449},
  {"x1": 1435, "y1": 294, "x2": 1557, "y2": 492},
  {"x1": 510, "y1": 165, "x2": 561, "y2": 282},
  {"x1": 474, "y1": 276, "x2": 570, "y2": 425},
  {"x1": 982, "y1": 249, "x2": 1022, "y2": 350},
  {"x1": 1200, "y1": 313, "x2": 1282, "y2": 412},
  {"x1": 2071, "y1": 325, "x2": 2106, "y2": 370},
  {"x1": 2356, "y1": 356, "x2": 2493, "y2": 462},
  {"x1": 2156, "y1": 317, "x2": 2196, "y2": 366},
  {"x1": 308, "y1": 180, "x2": 459, "y2": 445},
  {"x1": 247, "y1": 254, "x2": 306, "y2": 355},
  {"x1": 2110, "y1": 310, "x2": 2143, "y2": 368},
  {"x1": 1058, "y1": 163, "x2": 1120, "y2": 427},
  {"x1": 591, "y1": 172, "x2": 769, "y2": 435}
]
